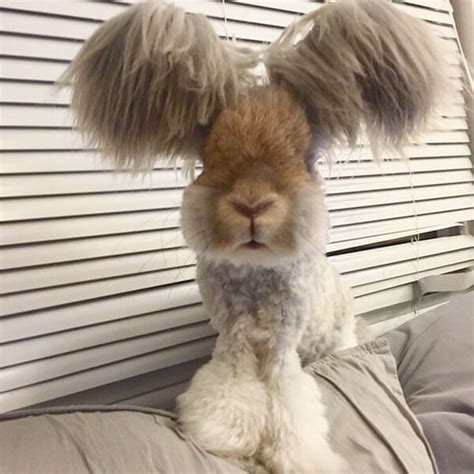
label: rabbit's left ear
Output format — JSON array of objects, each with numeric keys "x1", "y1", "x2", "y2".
[
  {"x1": 60, "y1": 2, "x2": 258, "y2": 171},
  {"x1": 264, "y1": 0, "x2": 451, "y2": 158}
]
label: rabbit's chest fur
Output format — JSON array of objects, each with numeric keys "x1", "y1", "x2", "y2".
[
  {"x1": 178, "y1": 253, "x2": 355, "y2": 468},
  {"x1": 197, "y1": 253, "x2": 355, "y2": 369}
]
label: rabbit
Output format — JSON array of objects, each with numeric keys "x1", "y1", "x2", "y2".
[
  {"x1": 177, "y1": 88, "x2": 354, "y2": 473},
  {"x1": 62, "y1": 0, "x2": 449, "y2": 471}
]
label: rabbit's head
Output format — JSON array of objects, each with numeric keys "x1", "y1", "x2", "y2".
[
  {"x1": 62, "y1": 0, "x2": 450, "y2": 266},
  {"x1": 181, "y1": 86, "x2": 329, "y2": 265}
]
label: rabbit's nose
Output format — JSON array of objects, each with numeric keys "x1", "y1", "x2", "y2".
[{"x1": 232, "y1": 200, "x2": 273, "y2": 219}]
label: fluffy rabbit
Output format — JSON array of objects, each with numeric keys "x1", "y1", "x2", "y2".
[
  {"x1": 63, "y1": 1, "x2": 448, "y2": 471},
  {"x1": 178, "y1": 86, "x2": 355, "y2": 472}
]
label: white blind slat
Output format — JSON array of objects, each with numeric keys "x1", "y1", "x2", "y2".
[
  {"x1": 1, "y1": 247, "x2": 195, "y2": 294},
  {"x1": 0, "y1": 1, "x2": 124, "y2": 21},
  {"x1": 321, "y1": 157, "x2": 472, "y2": 179},
  {"x1": 351, "y1": 261, "x2": 473, "y2": 297},
  {"x1": 333, "y1": 235, "x2": 473, "y2": 273},
  {"x1": 0, "y1": 171, "x2": 190, "y2": 197},
  {"x1": 401, "y1": 0, "x2": 451, "y2": 12},
  {"x1": 327, "y1": 223, "x2": 465, "y2": 253},
  {"x1": 0, "y1": 82, "x2": 70, "y2": 105},
  {"x1": 354, "y1": 283, "x2": 418, "y2": 314},
  {"x1": 0, "y1": 10, "x2": 100, "y2": 39},
  {"x1": 326, "y1": 183, "x2": 474, "y2": 210},
  {"x1": 1, "y1": 229, "x2": 185, "y2": 270},
  {"x1": 0, "y1": 190, "x2": 183, "y2": 221},
  {"x1": 0, "y1": 322, "x2": 215, "y2": 392},
  {"x1": 326, "y1": 170, "x2": 472, "y2": 194},
  {"x1": 43, "y1": 358, "x2": 209, "y2": 409},
  {"x1": 331, "y1": 196, "x2": 473, "y2": 227},
  {"x1": 0, "y1": 337, "x2": 216, "y2": 413},
  {"x1": 0, "y1": 283, "x2": 201, "y2": 343},
  {"x1": 330, "y1": 209, "x2": 473, "y2": 243},
  {"x1": 1, "y1": 266, "x2": 197, "y2": 316},
  {"x1": 1, "y1": 305, "x2": 208, "y2": 367},
  {"x1": 327, "y1": 223, "x2": 464, "y2": 253},
  {"x1": 1, "y1": 210, "x2": 181, "y2": 245},
  {"x1": 348, "y1": 250, "x2": 473, "y2": 290},
  {"x1": 0, "y1": 34, "x2": 81, "y2": 61},
  {"x1": 1, "y1": 1, "x2": 297, "y2": 26}
]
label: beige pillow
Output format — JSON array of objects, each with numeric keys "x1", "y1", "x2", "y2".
[
  {"x1": 308, "y1": 338, "x2": 437, "y2": 473},
  {"x1": 0, "y1": 339, "x2": 436, "y2": 473}
]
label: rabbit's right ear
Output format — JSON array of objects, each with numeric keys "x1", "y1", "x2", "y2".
[
  {"x1": 264, "y1": 0, "x2": 451, "y2": 160},
  {"x1": 60, "y1": 1, "x2": 258, "y2": 170}
]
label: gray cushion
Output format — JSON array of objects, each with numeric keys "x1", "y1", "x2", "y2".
[
  {"x1": 0, "y1": 339, "x2": 436, "y2": 473},
  {"x1": 385, "y1": 292, "x2": 474, "y2": 474},
  {"x1": 309, "y1": 339, "x2": 436, "y2": 474},
  {"x1": 0, "y1": 406, "x2": 244, "y2": 474}
]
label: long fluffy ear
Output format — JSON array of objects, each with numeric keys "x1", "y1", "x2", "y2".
[
  {"x1": 264, "y1": 0, "x2": 450, "y2": 159},
  {"x1": 60, "y1": 1, "x2": 258, "y2": 170}
]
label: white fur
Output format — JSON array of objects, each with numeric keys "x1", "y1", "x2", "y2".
[
  {"x1": 177, "y1": 163, "x2": 356, "y2": 472},
  {"x1": 178, "y1": 358, "x2": 267, "y2": 459},
  {"x1": 178, "y1": 326, "x2": 348, "y2": 473},
  {"x1": 177, "y1": 250, "x2": 354, "y2": 472},
  {"x1": 259, "y1": 353, "x2": 347, "y2": 474}
]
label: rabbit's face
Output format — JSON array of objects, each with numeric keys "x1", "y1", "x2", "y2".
[{"x1": 181, "y1": 87, "x2": 329, "y2": 266}]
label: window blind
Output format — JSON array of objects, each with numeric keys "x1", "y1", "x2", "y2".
[{"x1": 0, "y1": 0, "x2": 472, "y2": 413}]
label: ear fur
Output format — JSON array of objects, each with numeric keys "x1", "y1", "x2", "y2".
[
  {"x1": 264, "y1": 0, "x2": 451, "y2": 159},
  {"x1": 61, "y1": 1, "x2": 258, "y2": 170}
]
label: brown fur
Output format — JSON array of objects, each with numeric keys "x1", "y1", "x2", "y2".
[
  {"x1": 201, "y1": 86, "x2": 313, "y2": 252},
  {"x1": 181, "y1": 86, "x2": 329, "y2": 263},
  {"x1": 201, "y1": 85, "x2": 311, "y2": 186}
]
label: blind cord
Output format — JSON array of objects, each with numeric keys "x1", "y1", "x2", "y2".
[
  {"x1": 221, "y1": 0, "x2": 230, "y2": 41},
  {"x1": 408, "y1": 158, "x2": 421, "y2": 318}
]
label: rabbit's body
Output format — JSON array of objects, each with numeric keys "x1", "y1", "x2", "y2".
[
  {"x1": 197, "y1": 253, "x2": 355, "y2": 366},
  {"x1": 178, "y1": 253, "x2": 353, "y2": 471}
]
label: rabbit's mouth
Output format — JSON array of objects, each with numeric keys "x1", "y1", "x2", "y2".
[{"x1": 243, "y1": 240, "x2": 266, "y2": 250}]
